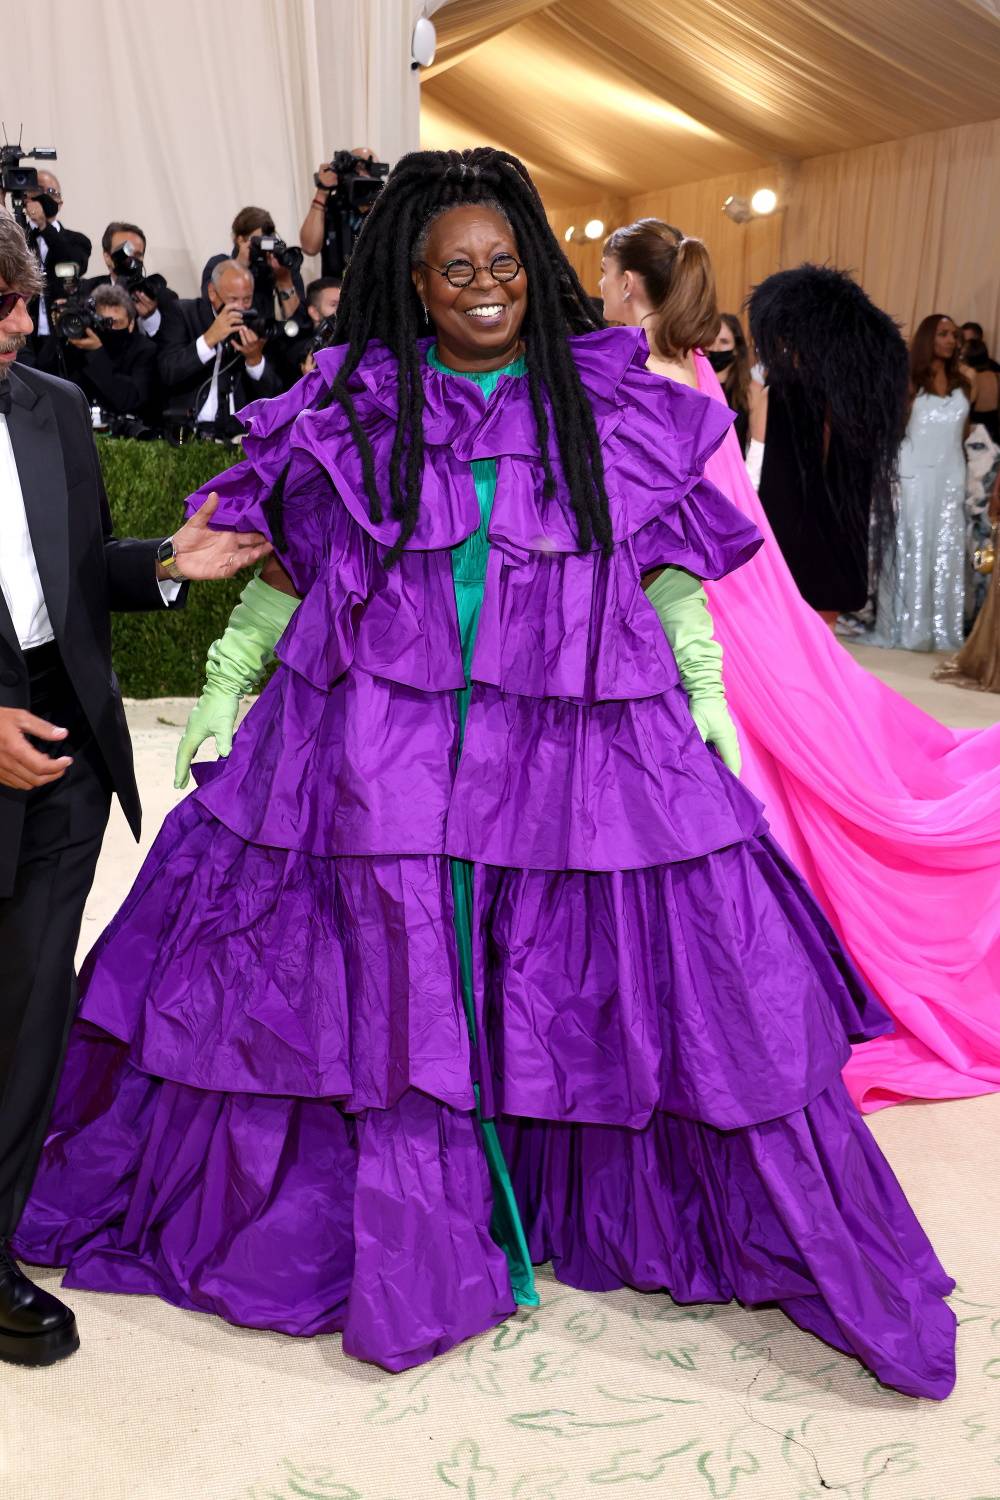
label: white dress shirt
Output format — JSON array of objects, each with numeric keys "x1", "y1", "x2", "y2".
[
  {"x1": 195, "y1": 334, "x2": 267, "y2": 424},
  {"x1": 0, "y1": 407, "x2": 180, "y2": 650},
  {"x1": 35, "y1": 222, "x2": 55, "y2": 337},
  {"x1": 0, "y1": 409, "x2": 54, "y2": 646}
]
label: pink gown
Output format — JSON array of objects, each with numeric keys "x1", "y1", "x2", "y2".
[{"x1": 694, "y1": 351, "x2": 1000, "y2": 1113}]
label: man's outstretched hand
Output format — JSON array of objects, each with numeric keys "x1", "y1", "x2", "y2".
[{"x1": 159, "y1": 492, "x2": 272, "y2": 582}]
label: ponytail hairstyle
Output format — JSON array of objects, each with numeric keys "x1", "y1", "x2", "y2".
[{"x1": 603, "y1": 218, "x2": 720, "y2": 357}]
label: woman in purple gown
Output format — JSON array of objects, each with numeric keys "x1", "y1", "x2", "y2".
[{"x1": 14, "y1": 149, "x2": 955, "y2": 1397}]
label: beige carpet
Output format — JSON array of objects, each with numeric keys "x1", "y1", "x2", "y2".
[{"x1": 4, "y1": 650, "x2": 1000, "y2": 1500}]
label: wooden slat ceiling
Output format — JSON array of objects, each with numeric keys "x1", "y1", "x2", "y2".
[{"x1": 422, "y1": 0, "x2": 1000, "y2": 203}]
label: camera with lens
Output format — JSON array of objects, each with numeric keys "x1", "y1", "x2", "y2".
[
  {"x1": 1, "y1": 141, "x2": 58, "y2": 228},
  {"x1": 314, "y1": 151, "x2": 389, "y2": 277},
  {"x1": 306, "y1": 313, "x2": 337, "y2": 356},
  {"x1": 53, "y1": 295, "x2": 112, "y2": 342},
  {"x1": 0, "y1": 142, "x2": 57, "y2": 194},
  {"x1": 325, "y1": 151, "x2": 389, "y2": 212},
  {"x1": 238, "y1": 308, "x2": 300, "y2": 343},
  {"x1": 248, "y1": 235, "x2": 304, "y2": 276},
  {"x1": 109, "y1": 240, "x2": 168, "y2": 303}
]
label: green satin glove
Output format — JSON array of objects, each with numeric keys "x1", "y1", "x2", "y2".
[
  {"x1": 645, "y1": 566, "x2": 742, "y2": 776},
  {"x1": 174, "y1": 575, "x2": 300, "y2": 789}
]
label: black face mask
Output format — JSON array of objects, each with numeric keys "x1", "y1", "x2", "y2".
[
  {"x1": 100, "y1": 328, "x2": 133, "y2": 357},
  {"x1": 708, "y1": 348, "x2": 737, "y2": 373},
  {"x1": 35, "y1": 193, "x2": 60, "y2": 220}
]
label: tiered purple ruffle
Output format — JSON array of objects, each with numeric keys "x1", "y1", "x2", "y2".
[{"x1": 15, "y1": 329, "x2": 956, "y2": 1395}]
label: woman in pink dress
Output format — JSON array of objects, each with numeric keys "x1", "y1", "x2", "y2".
[{"x1": 601, "y1": 217, "x2": 1000, "y2": 1114}]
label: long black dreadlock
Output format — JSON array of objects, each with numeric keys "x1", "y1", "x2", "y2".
[
  {"x1": 264, "y1": 147, "x2": 609, "y2": 563},
  {"x1": 748, "y1": 264, "x2": 908, "y2": 590}
]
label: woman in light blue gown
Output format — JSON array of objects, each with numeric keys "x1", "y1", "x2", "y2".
[{"x1": 872, "y1": 314, "x2": 971, "y2": 651}]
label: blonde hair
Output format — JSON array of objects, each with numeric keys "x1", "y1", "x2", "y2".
[{"x1": 603, "y1": 217, "x2": 719, "y2": 358}]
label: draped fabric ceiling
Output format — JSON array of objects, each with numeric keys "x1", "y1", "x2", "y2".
[
  {"x1": 423, "y1": 1, "x2": 1000, "y2": 205},
  {"x1": 423, "y1": 3, "x2": 1000, "y2": 341}
]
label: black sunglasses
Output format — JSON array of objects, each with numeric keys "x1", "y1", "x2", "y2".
[
  {"x1": 0, "y1": 291, "x2": 28, "y2": 319},
  {"x1": 417, "y1": 254, "x2": 523, "y2": 289}
]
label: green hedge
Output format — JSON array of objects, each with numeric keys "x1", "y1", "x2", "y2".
[{"x1": 101, "y1": 437, "x2": 249, "y2": 697}]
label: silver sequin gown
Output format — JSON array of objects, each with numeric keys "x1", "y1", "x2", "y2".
[{"x1": 871, "y1": 388, "x2": 969, "y2": 651}]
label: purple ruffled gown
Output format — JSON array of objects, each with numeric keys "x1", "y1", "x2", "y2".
[{"x1": 15, "y1": 329, "x2": 956, "y2": 1396}]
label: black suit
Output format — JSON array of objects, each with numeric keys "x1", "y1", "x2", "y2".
[
  {"x1": 158, "y1": 295, "x2": 281, "y2": 421},
  {"x1": 61, "y1": 328, "x2": 162, "y2": 424},
  {"x1": 0, "y1": 364, "x2": 186, "y2": 1235}
]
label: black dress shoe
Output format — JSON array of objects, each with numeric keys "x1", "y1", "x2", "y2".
[{"x1": 0, "y1": 1240, "x2": 79, "y2": 1367}]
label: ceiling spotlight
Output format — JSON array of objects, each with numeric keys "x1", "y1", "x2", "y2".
[
  {"x1": 722, "y1": 195, "x2": 752, "y2": 224},
  {"x1": 564, "y1": 225, "x2": 576, "y2": 242},
  {"x1": 584, "y1": 219, "x2": 605, "y2": 241},
  {"x1": 751, "y1": 187, "x2": 778, "y2": 216}
]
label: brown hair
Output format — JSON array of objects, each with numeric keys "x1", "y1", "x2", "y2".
[
  {"x1": 231, "y1": 205, "x2": 275, "y2": 241},
  {"x1": 603, "y1": 217, "x2": 719, "y2": 358},
  {"x1": 0, "y1": 207, "x2": 44, "y2": 297},
  {"x1": 909, "y1": 313, "x2": 970, "y2": 403},
  {"x1": 101, "y1": 220, "x2": 146, "y2": 255},
  {"x1": 717, "y1": 311, "x2": 752, "y2": 417}
]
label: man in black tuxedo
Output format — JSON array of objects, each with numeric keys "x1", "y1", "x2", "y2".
[
  {"x1": 158, "y1": 259, "x2": 281, "y2": 433},
  {"x1": 14, "y1": 172, "x2": 91, "y2": 373},
  {"x1": 81, "y1": 221, "x2": 177, "y2": 344},
  {"x1": 61, "y1": 283, "x2": 162, "y2": 428},
  {"x1": 0, "y1": 210, "x2": 271, "y2": 1368}
]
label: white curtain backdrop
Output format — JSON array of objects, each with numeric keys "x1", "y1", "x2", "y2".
[{"x1": 12, "y1": 0, "x2": 424, "y2": 295}]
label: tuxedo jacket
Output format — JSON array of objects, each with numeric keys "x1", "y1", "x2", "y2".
[
  {"x1": 0, "y1": 365, "x2": 187, "y2": 896},
  {"x1": 30, "y1": 221, "x2": 92, "y2": 317},
  {"x1": 62, "y1": 329, "x2": 162, "y2": 423},
  {"x1": 157, "y1": 296, "x2": 282, "y2": 414}
]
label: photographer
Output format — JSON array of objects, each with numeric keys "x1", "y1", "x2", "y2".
[
  {"x1": 81, "y1": 222, "x2": 176, "y2": 340},
  {"x1": 299, "y1": 148, "x2": 386, "y2": 277},
  {"x1": 60, "y1": 284, "x2": 161, "y2": 429},
  {"x1": 275, "y1": 275, "x2": 342, "y2": 386},
  {"x1": 201, "y1": 207, "x2": 304, "y2": 324},
  {"x1": 305, "y1": 275, "x2": 341, "y2": 325},
  {"x1": 158, "y1": 259, "x2": 280, "y2": 433},
  {"x1": 6, "y1": 171, "x2": 91, "y2": 371}
]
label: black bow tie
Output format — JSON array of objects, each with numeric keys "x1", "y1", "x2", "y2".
[{"x1": 0, "y1": 383, "x2": 11, "y2": 417}]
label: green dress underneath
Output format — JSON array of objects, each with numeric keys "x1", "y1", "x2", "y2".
[{"x1": 426, "y1": 344, "x2": 538, "y2": 1308}]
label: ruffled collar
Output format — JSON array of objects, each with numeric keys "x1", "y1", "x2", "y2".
[
  {"x1": 239, "y1": 326, "x2": 736, "y2": 554},
  {"x1": 309, "y1": 326, "x2": 652, "y2": 425}
]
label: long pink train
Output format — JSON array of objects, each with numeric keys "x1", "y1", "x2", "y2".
[{"x1": 695, "y1": 351, "x2": 1000, "y2": 1113}]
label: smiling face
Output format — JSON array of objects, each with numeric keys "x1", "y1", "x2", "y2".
[{"x1": 412, "y1": 203, "x2": 527, "y2": 371}]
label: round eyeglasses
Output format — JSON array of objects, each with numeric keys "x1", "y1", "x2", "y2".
[{"x1": 417, "y1": 254, "x2": 523, "y2": 289}]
